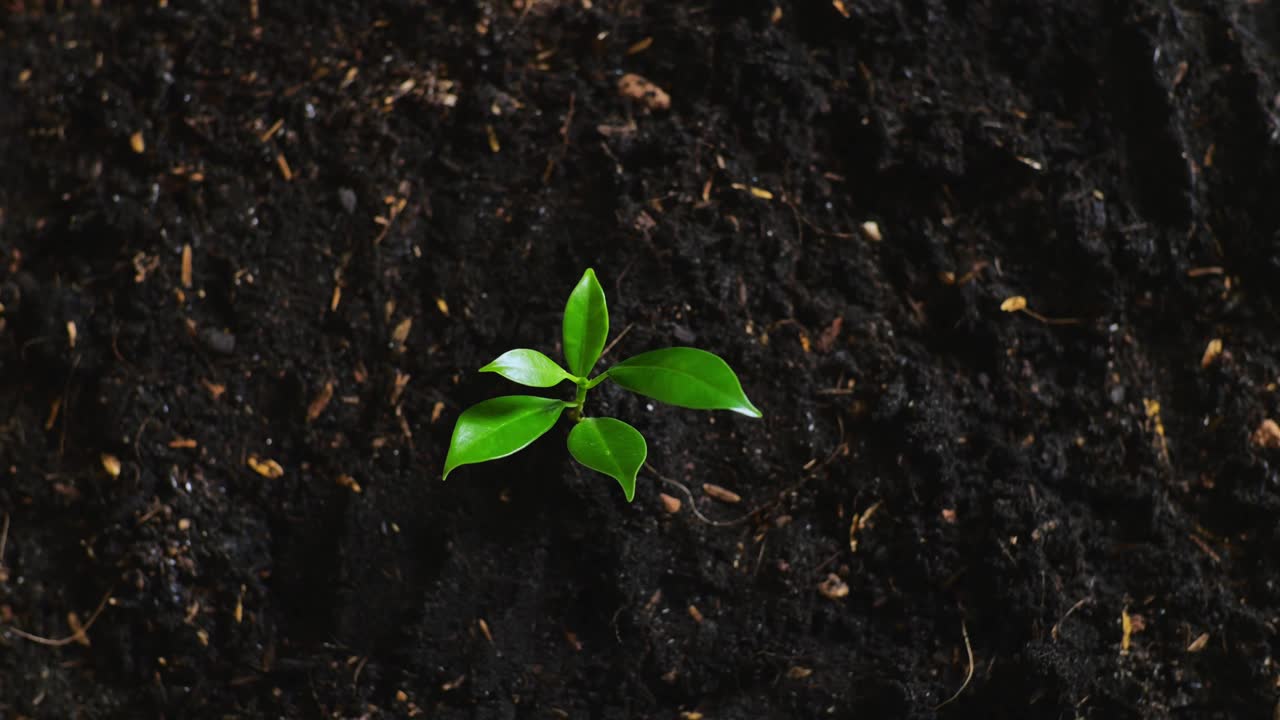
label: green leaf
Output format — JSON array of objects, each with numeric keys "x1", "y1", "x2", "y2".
[
  {"x1": 606, "y1": 347, "x2": 762, "y2": 418},
  {"x1": 562, "y1": 268, "x2": 609, "y2": 377},
  {"x1": 567, "y1": 417, "x2": 647, "y2": 502},
  {"x1": 443, "y1": 395, "x2": 570, "y2": 479},
  {"x1": 480, "y1": 349, "x2": 575, "y2": 387}
]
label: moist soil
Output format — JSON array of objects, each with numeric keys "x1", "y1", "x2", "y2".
[{"x1": 3, "y1": 1, "x2": 1280, "y2": 718}]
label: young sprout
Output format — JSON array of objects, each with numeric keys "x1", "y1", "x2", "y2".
[{"x1": 443, "y1": 268, "x2": 761, "y2": 501}]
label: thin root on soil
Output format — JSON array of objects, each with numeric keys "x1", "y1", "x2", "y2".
[
  {"x1": 4, "y1": 589, "x2": 114, "y2": 647},
  {"x1": 934, "y1": 619, "x2": 974, "y2": 710},
  {"x1": 648, "y1": 463, "x2": 756, "y2": 527},
  {"x1": 646, "y1": 430, "x2": 845, "y2": 527}
]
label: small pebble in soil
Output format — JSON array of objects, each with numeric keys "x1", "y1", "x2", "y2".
[
  {"x1": 660, "y1": 493, "x2": 682, "y2": 513},
  {"x1": 199, "y1": 327, "x2": 236, "y2": 355},
  {"x1": 617, "y1": 73, "x2": 670, "y2": 111},
  {"x1": 818, "y1": 573, "x2": 849, "y2": 600},
  {"x1": 338, "y1": 188, "x2": 356, "y2": 214},
  {"x1": 1252, "y1": 419, "x2": 1280, "y2": 449}
]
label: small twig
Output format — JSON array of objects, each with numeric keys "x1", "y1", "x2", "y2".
[
  {"x1": 813, "y1": 551, "x2": 841, "y2": 574},
  {"x1": 0, "y1": 512, "x2": 9, "y2": 578},
  {"x1": 752, "y1": 536, "x2": 768, "y2": 577},
  {"x1": 1051, "y1": 595, "x2": 1093, "y2": 641},
  {"x1": 352, "y1": 656, "x2": 369, "y2": 686},
  {"x1": 373, "y1": 196, "x2": 408, "y2": 245},
  {"x1": 610, "y1": 605, "x2": 625, "y2": 644},
  {"x1": 1002, "y1": 297, "x2": 1083, "y2": 326},
  {"x1": 599, "y1": 323, "x2": 634, "y2": 361},
  {"x1": 6, "y1": 589, "x2": 113, "y2": 647},
  {"x1": 1188, "y1": 533, "x2": 1221, "y2": 563},
  {"x1": 783, "y1": 199, "x2": 858, "y2": 239},
  {"x1": 934, "y1": 620, "x2": 974, "y2": 710},
  {"x1": 614, "y1": 258, "x2": 637, "y2": 298},
  {"x1": 133, "y1": 415, "x2": 156, "y2": 460},
  {"x1": 1020, "y1": 308, "x2": 1082, "y2": 326},
  {"x1": 543, "y1": 92, "x2": 576, "y2": 184}
]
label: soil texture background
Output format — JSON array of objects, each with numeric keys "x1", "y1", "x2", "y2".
[{"x1": 3, "y1": 1, "x2": 1280, "y2": 718}]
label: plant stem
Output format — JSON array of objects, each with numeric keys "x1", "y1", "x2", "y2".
[{"x1": 570, "y1": 381, "x2": 588, "y2": 421}]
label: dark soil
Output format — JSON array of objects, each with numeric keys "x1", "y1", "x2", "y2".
[{"x1": 4, "y1": 1, "x2": 1280, "y2": 718}]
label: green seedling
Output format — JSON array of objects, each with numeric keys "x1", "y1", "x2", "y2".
[{"x1": 443, "y1": 268, "x2": 761, "y2": 501}]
